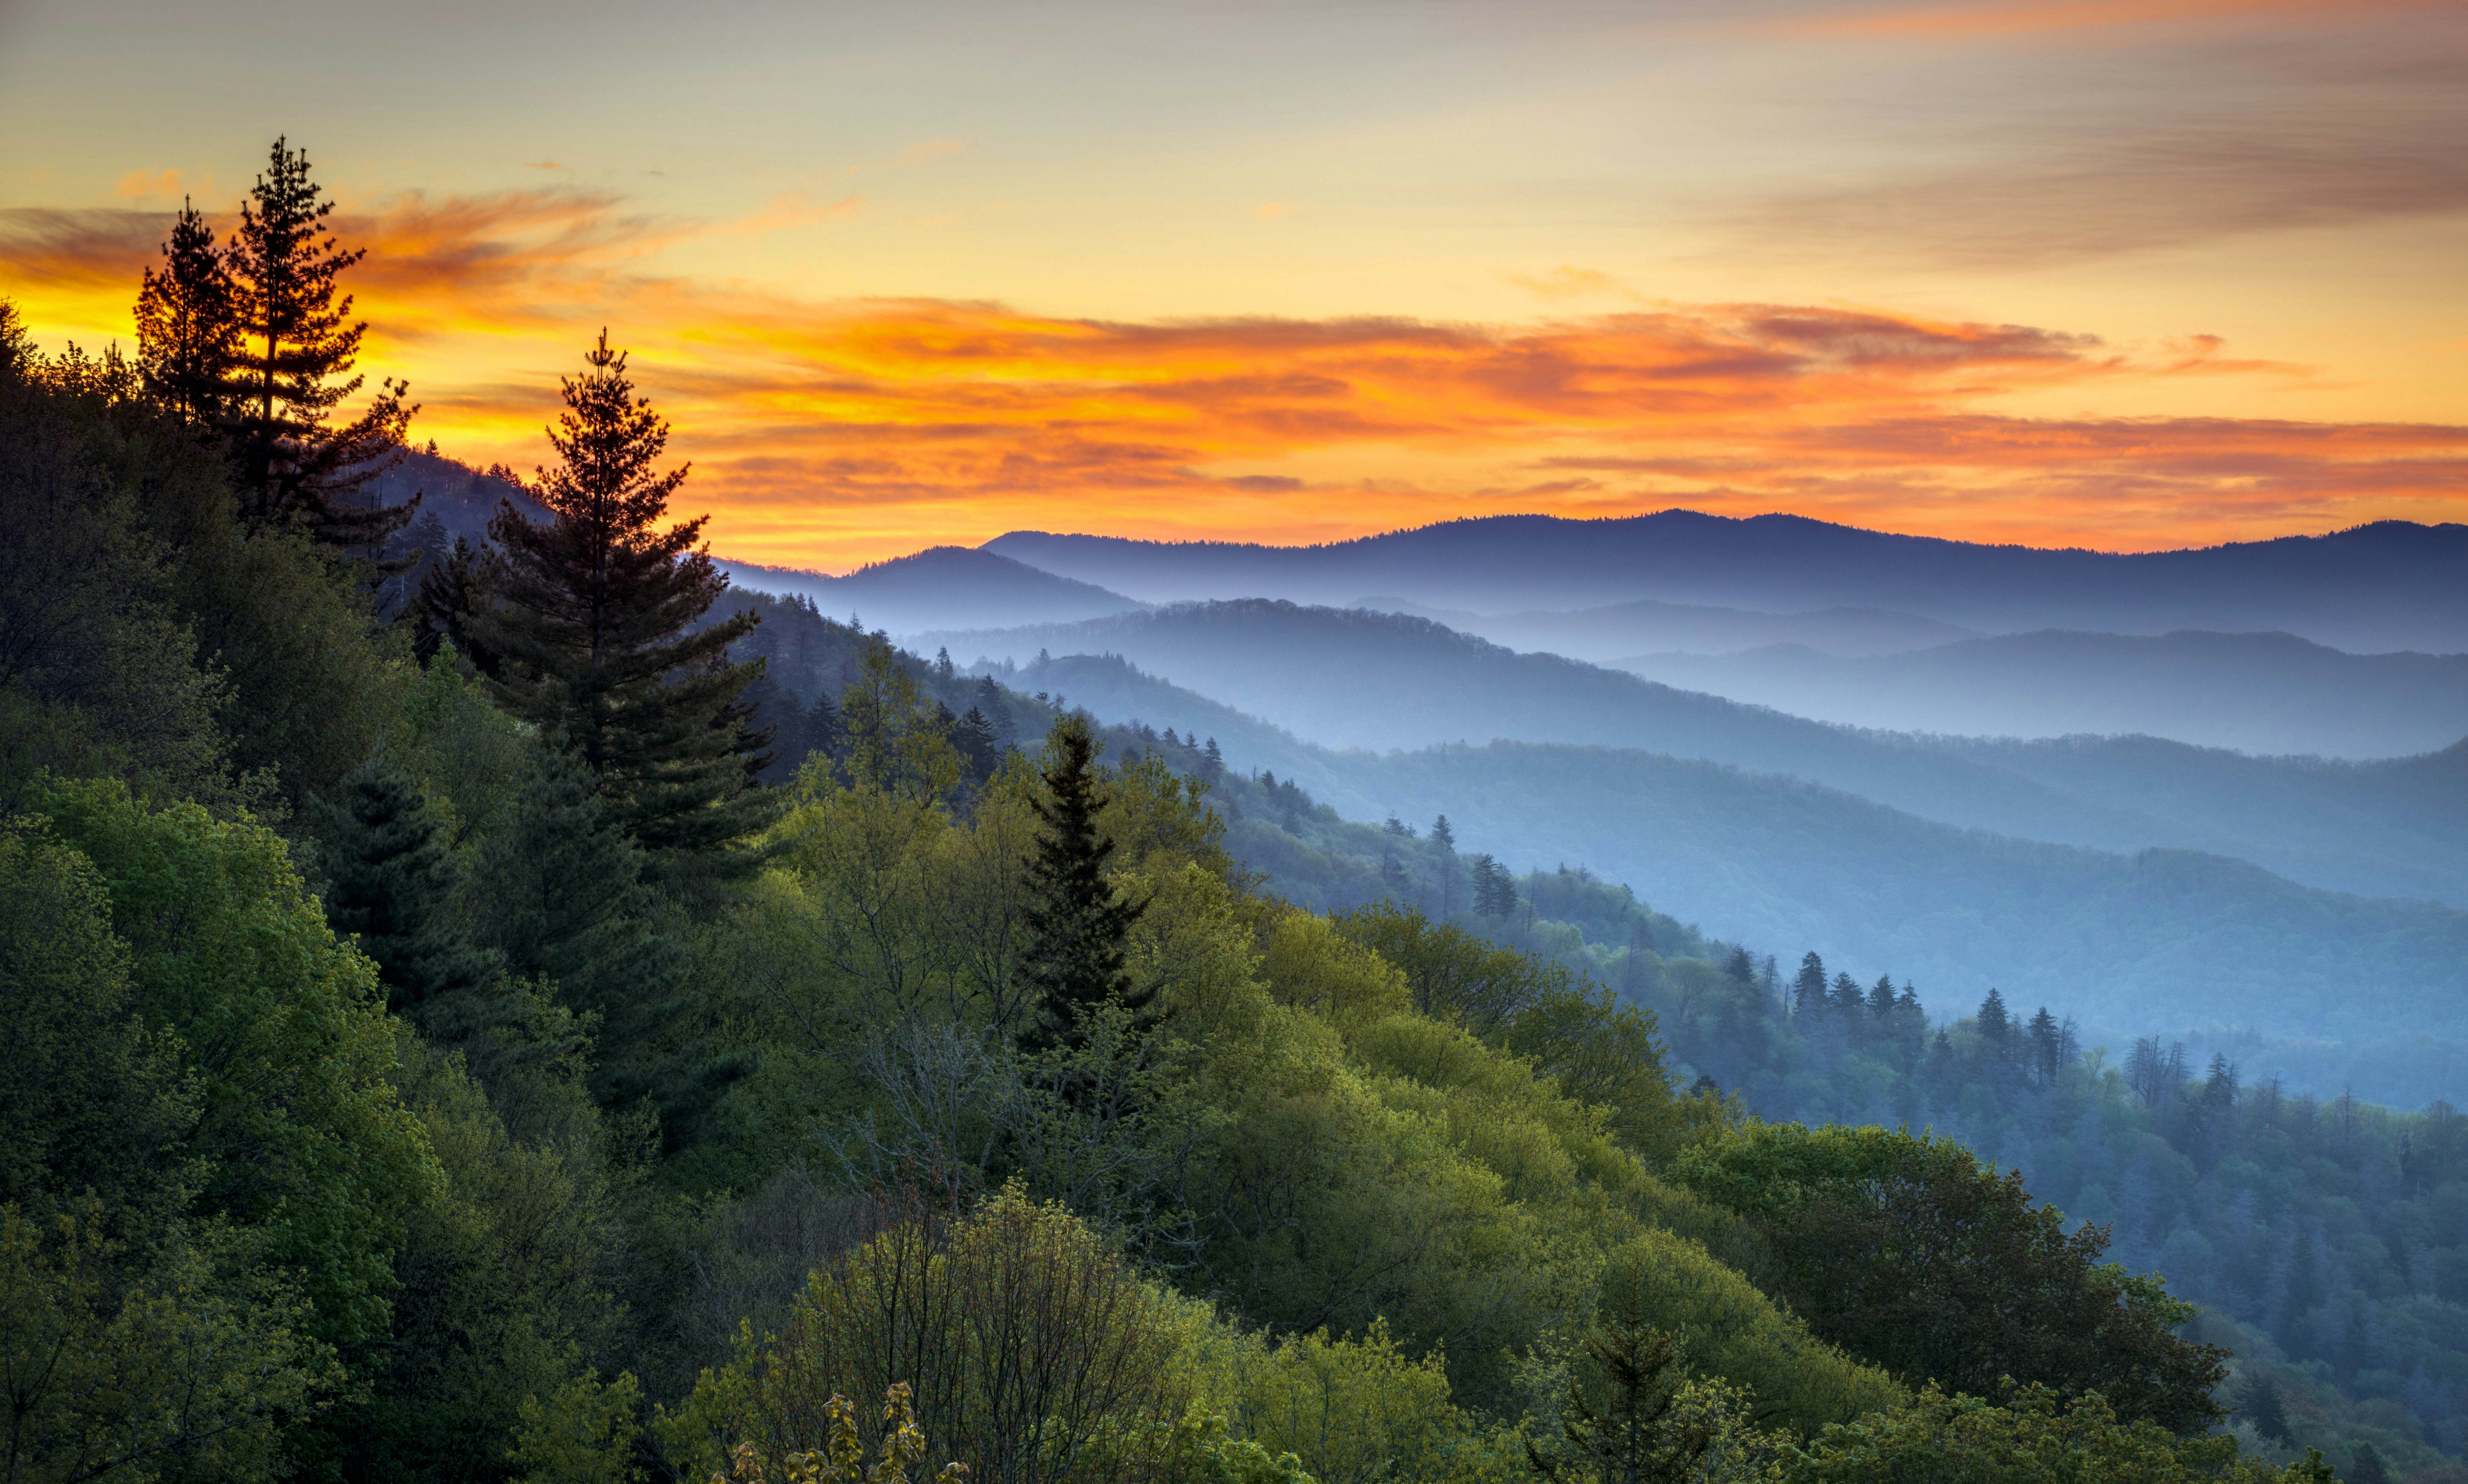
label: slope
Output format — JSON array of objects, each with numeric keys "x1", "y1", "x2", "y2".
[
  {"x1": 1618, "y1": 630, "x2": 2468, "y2": 759},
  {"x1": 1019, "y1": 654, "x2": 2468, "y2": 1058},
  {"x1": 719, "y1": 546, "x2": 1148, "y2": 636},
  {"x1": 985, "y1": 512, "x2": 2468, "y2": 652},
  {"x1": 928, "y1": 602, "x2": 2468, "y2": 904}
]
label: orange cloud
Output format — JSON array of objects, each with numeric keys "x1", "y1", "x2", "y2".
[
  {"x1": 1768, "y1": 0, "x2": 2428, "y2": 41},
  {"x1": 5, "y1": 187, "x2": 2464, "y2": 565}
]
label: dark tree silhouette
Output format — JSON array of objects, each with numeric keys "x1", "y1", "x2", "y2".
[
  {"x1": 1528, "y1": 1312, "x2": 1714, "y2": 1484},
  {"x1": 222, "y1": 138, "x2": 417, "y2": 555},
  {"x1": 1019, "y1": 715, "x2": 1153, "y2": 1055},
  {"x1": 475, "y1": 331, "x2": 770, "y2": 865},
  {"x1": 133, "y1": 198, "x2": 239, "y2": 429}
]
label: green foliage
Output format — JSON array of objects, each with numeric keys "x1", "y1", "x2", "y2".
[
  {"x1": 1671, "y1": 1123, "x2": 2227, "y2": 1434},
  {"x1": 27, "y1": 778, "x2": 441, "y2": 1346},
  {"x1": 1021, "y1": 715, "x2": 1156, "y2": 1056},
  {"x1": 511, "y1": 1370, "x2": 645, "y2": 1484},
  {"x1": 314, "y1": 752, "x2": 499, "y2": 1008},
  {"x1": 1526, "y1": 1314, "x2": 1712, "y2": 1484},
  {"x1": 1776, "y1": 1384, "x2": 2337, "y2": 1484},
  {"x1": 0, "y1": 1202, "x2": 340, "y2": 1484}
]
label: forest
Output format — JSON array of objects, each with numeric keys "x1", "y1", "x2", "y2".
[{"x1": 0, "y1": 138, "x2": 2446, "y2": 1484}]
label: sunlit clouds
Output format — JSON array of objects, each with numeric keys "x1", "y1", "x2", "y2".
[{"x1": 4, "y1": 182, "x2": 2463, "y2": 566}]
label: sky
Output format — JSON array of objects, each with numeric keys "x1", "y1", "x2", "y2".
[{"x1": 2, "y1": 0, "x2": 2464, "y2": 568}]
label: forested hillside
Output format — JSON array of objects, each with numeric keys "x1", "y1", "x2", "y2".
[
  {"x1": 0, "y1": 150, "x2": 2429, "y2": 1484},
  {"x1": 921, "y1": 601, "x2": 2468, "y2": 905}
]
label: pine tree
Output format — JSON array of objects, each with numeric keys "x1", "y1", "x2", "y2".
[
  {"x1": 1977, "y1": 987, "x2": 2014, "y2": 1058},
  {"x1": 1868, "y1": 974, "x2": 1896, "y2": 1020},
  {"x1": 472, "y1": 748, "x2": 686, "y2": 1077},
  {"x1": 223, "y1": 137, "x2": 418, "y2": 554},
  {"x1": 1019, "y1": 715, "x2": 1153, "y2": 1056},
  {"x1": 2027, "y1": 1006, "x2": 2065, "y2": 1085},
  {"x1": 2240, "y1": 1375, "x2": 2292, "y2": 1444},
  {"x1": 414, "y1": 534, "x2": 494, "y2": 669},
  {"x1": 476, "y1": 331, "x2": 772, "y2": 865},
  {"x1": 313, "y1": 753, "x2": 499, "y2": 1009},
  {"x1": 1794, "y1": 952, "x2": 1828, "y2": 1016},
  {"x1": 803, "y1": 688, "x2": 845, "y2": 764},
  {"x1": 953, "y1": 705, "x2": 1002, "y2": 782},
  {"x1": 974, "y1": 674, "x2": 1014, "y2": 750},
  {"x1": 133, "y1": 198, "x2": 239, "y2": 428},
  {"x1": 2348, "y1": 1443, "x2": 2391, "y2": 1484},
  {"x1": 1199, "y1": 736, "x2": 1223, "y2": 783},
  {"x1": 1431, "y1": 814, "x2": 1455, "y2": 851},
  {"x1": 1527, "y1": 1309, "x2": 1714, "y2": 1484}
]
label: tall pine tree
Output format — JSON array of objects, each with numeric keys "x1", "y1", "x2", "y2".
[
  {"x1": 1019, "y1": 715, "x2": 1153, "y2": 1054},
  {"x1": 313, "y1": 753, "x2": 498, "y2": 1009},
  {"x1": 133, "y1": 198, "x2": 239, "y2": 429},
  {"x1": 475, "y1": 331, "x2": 771, "y2": 866},
  {"x1": 222, "y1": 138, "x2": 417, "y2": 555}
]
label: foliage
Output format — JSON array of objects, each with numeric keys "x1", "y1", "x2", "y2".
[
  {"x1": 1672, "y1": 1123, "x2": 2228, "y2": 1433},
  {"x1": 313, "y1": 752, "x2": 500, "y2": 1008}
]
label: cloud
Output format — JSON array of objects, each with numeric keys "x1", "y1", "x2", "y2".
[
  {"x1": 726, "y1": 190, "x2": 865, "y2": 235},
  {"x1": 6, "y1": 181, "x2": 2461, "y2": 561},
  {"x1": 1763, "y1": 0, "x2": 2430, "y2": 42},
  {"x1": 113, "y1": 168, "x2": 198, "y2": 201}
]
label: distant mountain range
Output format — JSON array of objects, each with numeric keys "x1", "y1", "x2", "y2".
[
  {"x1": 1019, "y1": 652, "x2": 2468, "y2": 1052},
  {"x1": 1366, "y1": 597, "x2": 1979, "y2": 661},
  {"x1": 919, "y1": 601, "x2": 2468, "y2": 905},
  {"x1": 985, "y1": 513, "x2": 2468, "y2": 652},
  {"x1": 715, "y1": 546, "x2": 1147, "y2": 635},
  {"x1": 1618, "y1": 630, "x2": 2468, "y2": 759}
]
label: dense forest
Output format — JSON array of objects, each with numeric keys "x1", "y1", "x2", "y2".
[{"x1": 0, "y1": 137, "x2": 2445, "y2": 1484}]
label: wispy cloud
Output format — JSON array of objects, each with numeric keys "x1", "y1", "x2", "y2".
[{"x1": 4, "y1": 184, "x2": 2460, "y2": 561}]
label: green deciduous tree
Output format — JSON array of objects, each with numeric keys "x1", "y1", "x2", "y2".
[
  {"x1": 1673, "y1": 1123, "x2": 2229, "y2": 1433},
  {"x1": 475, "y1": 333, "x2": 769, "y2": 867}
]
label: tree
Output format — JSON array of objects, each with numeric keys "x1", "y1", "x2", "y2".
[
  {"x1": 475, "y1": 331, "x2": 771, "y2": 866},
  {"x1": 1527, "y1": 1311, "x2": 1714, "y2": 1484},
  {"x1": 1673, "y1": 1123, "x2": 2230, "y2": 1433},
  {"x1": 2239, "y1": 1376, "x2": 2291, "y2": 1445},
  {"x1": 2346, "y1": 1443, "x2": 2390, "y2": 1484},
  {"x1": 1795, "y1": 953, "x2": 1827, "y2": 1017},
  {"x1": 312, "y1": 752, "x2": 499, "y2": 1009},
  {"x1": 1018, "y1": 716, "x2": 1153, "y2": 1057},
  {"x1": 222, "y1": 137, "x2": 417, "y2": 554},
  {"x1": 133, "y1": 197, "x2": 239, "y2": 428}
]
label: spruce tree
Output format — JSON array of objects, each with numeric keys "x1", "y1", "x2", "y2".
[
  {"x1": 133, "y1": 198, "x2": 239, "y2": 428},
  {"x1": 1528, "y1": 1308, "x2": 1714, "y2": 1484},
  {"x1": 1019, "y1": 715, "x2": 1153, "y2": 1055},
  {"x1": 314, "y1": 753, "x2": 498, "y2": 1009},
  {"x1": 2348, "y1": 1443, "x2": 2391, "y2": 1484},
  {"x1": 2240, "y1": 1375, "x2": 2292, "y2": 1444},
  {"x1": 476, "y1": 331, "x2": 772, "y2": 865},
  {"x1": 472, "y1": 747, "x2": 687, "y2": 1087},
  {"x1": 1794, "y1": 952, "x2": 1828, "y2": 1016},
  {"x1": 414, "y1": 533, "x2": 495, "y2": 670},
  {"x1": 222, "y1": 137, "x2": 417, "y2": 554}
]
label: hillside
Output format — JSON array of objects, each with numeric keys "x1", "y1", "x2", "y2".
[
  {"x1": 924, "y1": 602, "x2": 2468, "y2": 905},
  {"x1": 1384, "y1": 596, "x2": 1979, "y2": 662},
  {"x1": 716, "y1": 545, "x2": 1148, "y2": 634},
  {"x1": 1017, "y1": 653, "x2": 2468, "y2": 1072},
  {"x1": 984, "y1": 512, "x2": 2468, "y2": 652},
  {"x1": 1620, "y1": 630, "x2": 2468, "y2": 759}
]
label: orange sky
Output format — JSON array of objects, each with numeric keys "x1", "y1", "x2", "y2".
[{"x1": 4, "y1": 0, "x2": 2464, "y2": 567}]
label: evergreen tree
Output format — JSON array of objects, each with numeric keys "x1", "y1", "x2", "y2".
[
  {"x1": 2027, "y1": 1007, "x2": 2065, "y2": 1085},
  {"x1": 133, "y1": 198, "x2": 239, "y2": 428},
  {"x1": 1977, "y1": 988, "x2": 2014, "y2": 1059},
  {"x1": 313, "y1": 753, "x2": 498, "y2": 1009},
  {"x1": 973, "y1": 674, "x2": 1014, "y2": 750},
  {"x1": 222, "y1": 138, "x2": 418, "y2": 554},
  {"x1": 2348, "y1": 1443, "x2": 2391, "y2": 1484},
  {"x1": 804, "y1": 687, "x2": 845, "y2": 765},
  {"x1": 1795, "y1": 952, "x2": 1828, "y2": 1016},
  {"x1": 1431, "y1": 814, "x2": 1455, "y2": 852},
  {"x1": 1019, "y1": 715, "x2": 1153, "y2": 1056},
  {"x1": 1528, "y1": 1309, "x2": 1714, "y2": 1484},
  {"x1": 413, "y1": 533, "x2": 494, "y2": 670},
  {"x1": 471, "y1": 748, "x2": 686, "y2": 1092},
  {"x1": 953, "y1": 705, "x2": 1002, "y2": 783},
  {"x1": 475, "y1": 331, "x2": 771, "y2": 866},
  {"x1": 1199, "y1": 735, "x2": 1223, "y2": 783},
  {"x1": 2241, "y1": 1376, "x2": 2292, "y2": 1444},
  {"x1": 1868, "y1": 975, "x2": 1896, "y2": 1021}
]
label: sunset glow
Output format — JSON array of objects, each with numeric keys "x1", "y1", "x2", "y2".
[{"x1": 5, "y1": 0, "x2": 2463, "y2": 567}]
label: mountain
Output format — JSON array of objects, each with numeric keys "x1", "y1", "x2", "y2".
[
  {"x1": 1618, "y1": 630, "x2": 2468, "y2": 759},
  {"x1": 1366, "y1": 597, "x2": 1978, "y2": 661},
  {"x1": 984, "y1": 512, "x2": 2468, "y2": 652},
  {"x1": 359, "y1": 447, "x2": 545, "y2": 542},
  {"x1": 717, "y1": 546, "x2": 1147, "y2": 635},
  {"x1": 1020, "y1": 653, "x2": 2468, "y2": 1065},
  {"x1": 937, "y1": 601, "x2": 2468, "y2": 905}
]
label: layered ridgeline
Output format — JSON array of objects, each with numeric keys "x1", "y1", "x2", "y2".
[
  {"x1": 1616, "y1": 631, "x2": 2468, "y2": 761},
  {"x1": 915, "y1": 602, "x2": 2468, "y2": 909},
  {"x1": 992, "y1": 651, "x2": 2468, "y2": 1089},
  {"x1": 982, "y1": 513, "x2": 2468, "y2": 653}
]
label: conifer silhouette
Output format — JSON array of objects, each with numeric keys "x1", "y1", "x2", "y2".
[{"x1": 1019, "y1": 715, "x2": 1153, "y2": 1054}]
